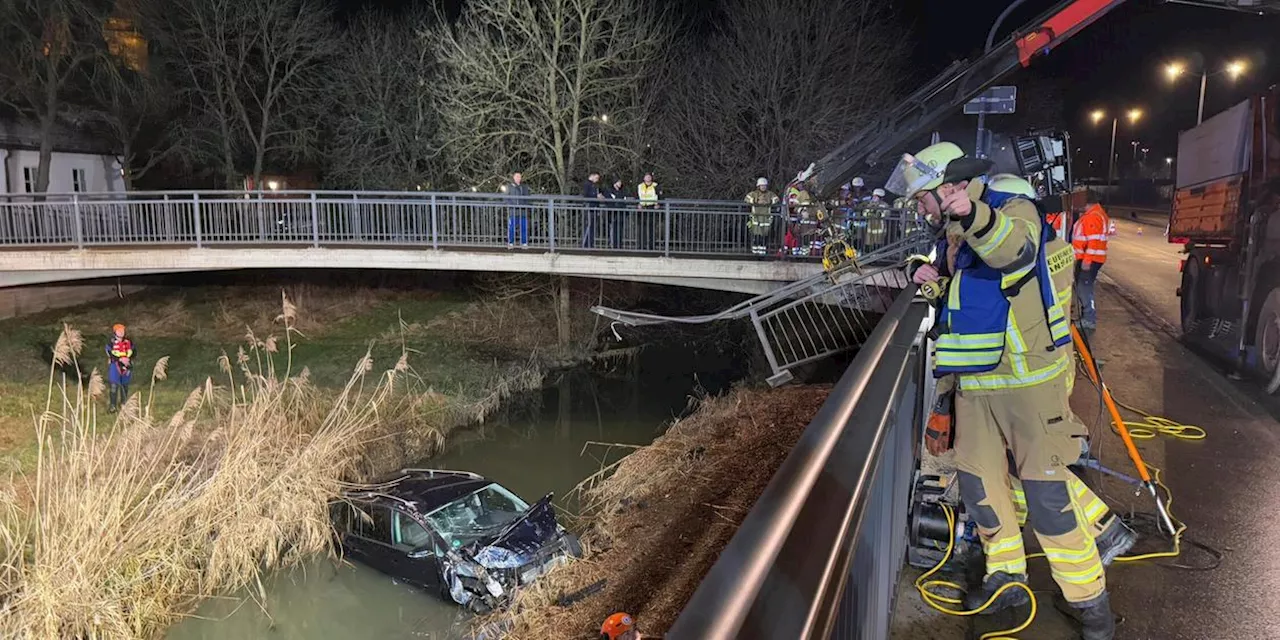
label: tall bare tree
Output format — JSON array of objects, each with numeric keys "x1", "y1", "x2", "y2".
[
  {"x1": 158, "y1": 0, "x2": 333, "y2": 187},
  {"x1": 0, "y1": 0, "x2": 110, "y2": 192},
  {"x1": 430, "y1": 0, "x2": 671, "y2": 194},
  {"x1": 86, "y1": 59, "x2": 177, "y2": 189},
  {"x1": 324, "y1": 11, "x2": 437, "y2": 190},
  {"x1": 650, "y1": 0, "x2": 904, "y2": 198}
]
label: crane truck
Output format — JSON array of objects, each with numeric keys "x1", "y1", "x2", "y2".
[{"x1": 1171, "y1": 88, "x2": 1280, "y2": 383}]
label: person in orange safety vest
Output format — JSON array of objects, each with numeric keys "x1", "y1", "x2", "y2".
[{"x1": 1072, "y1": 194, "x2": 1111, "y2": 335}]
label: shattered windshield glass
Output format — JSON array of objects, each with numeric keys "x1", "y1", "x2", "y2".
[{"x1": 426, "y1": 483, "x2": 530, "y2": 549}]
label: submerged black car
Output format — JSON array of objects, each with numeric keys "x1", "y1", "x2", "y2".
[{"x1": 330, "y1": 469, "x2": 581, "y2": 613}]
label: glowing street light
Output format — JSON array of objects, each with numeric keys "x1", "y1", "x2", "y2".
[
  {"x1": 266, "y1": 180, "x2": 279, "y2": 191},
  {"x1": 1164, "y1": 58, "x2": 1251, "y2": 125},
  {"x1": 1166, "y1": 157, "x2": 1174, "y2": 165},
  {"x1": 1090, "y1": 106, "x2": 1144, "y2": 185}
]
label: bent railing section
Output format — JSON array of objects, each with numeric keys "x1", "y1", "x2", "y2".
[
  {"x1": 670, "y1": 288, "x2": 932, "y2": 639},
  {"x1": 0, "y1": 190, "x2": 921, "y2": 263}
]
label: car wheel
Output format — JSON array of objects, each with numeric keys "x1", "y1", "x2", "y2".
[{"x1": 1255, "y1": 288, "x2": 1280, "y2": 382}]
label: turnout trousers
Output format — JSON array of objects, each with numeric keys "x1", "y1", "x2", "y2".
[{"x1": 954, "y1": 375, "x2": 1107, "y2": 603}]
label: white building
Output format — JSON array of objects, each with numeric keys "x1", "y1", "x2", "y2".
[{"x1": 0, "y1": 119, "x2": 126, "y2": 195}]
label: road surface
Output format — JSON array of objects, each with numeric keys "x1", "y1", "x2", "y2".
[{"x1": 1100, "y1": 209, "x2": 1182, "y2": 331}]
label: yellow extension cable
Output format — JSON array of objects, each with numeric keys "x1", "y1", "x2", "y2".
[{"x1": 914, "y1": 383, "x2": 1201, "y2": 637}]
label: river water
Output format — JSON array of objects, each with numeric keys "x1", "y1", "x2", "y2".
[{"x1": 166, "y1": 340, "x2": 747, "y2": 640}]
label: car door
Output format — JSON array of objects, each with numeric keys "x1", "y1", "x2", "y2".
[
  {"x1": 340, "y1": 501, "x2": 410, "y2": 581},
  {"x1": 391, "y1": 509, "x2": 446, "y2": 593}
]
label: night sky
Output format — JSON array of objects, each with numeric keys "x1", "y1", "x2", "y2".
[
  {"x1": 339, "y1": 0, "x2": 1280, "y2": 177},
  {"x1": 902, "y1": 0, "x2": 1280, "y2": 175}
]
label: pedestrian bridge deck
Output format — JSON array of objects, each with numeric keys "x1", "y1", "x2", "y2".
[{"x1": 0, "y1": 190, "x2": 918, "y2": 293}]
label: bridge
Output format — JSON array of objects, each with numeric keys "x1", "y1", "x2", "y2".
[{"x1": 0, "y1": 190, "x2": 920, "y2": 295}]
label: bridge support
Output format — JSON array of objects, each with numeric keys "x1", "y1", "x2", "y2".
[{"x1": 557, "y1": 275, "x2": 571, "y2": 349}]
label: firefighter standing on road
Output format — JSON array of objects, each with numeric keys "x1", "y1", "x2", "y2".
[
  {"x1": 745, "y1": 177, "x2": 779, "y2": 256},
  {"x1": 1073, "y1": 194, "x2": 1110, "y2": 338},
  {"x1": 892, "y1": 142, "x2": 1115, "y2": 640}
]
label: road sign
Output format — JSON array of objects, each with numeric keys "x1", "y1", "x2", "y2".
[{"x1": 964, "y1": 86, "x2": 1017, "y2": 115}]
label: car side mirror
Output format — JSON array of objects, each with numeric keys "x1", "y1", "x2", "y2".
[{"x1": 408, "y1": 548, "x2": 435, "y2": 559}]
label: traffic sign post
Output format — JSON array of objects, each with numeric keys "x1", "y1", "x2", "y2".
[{"x1": 970, "y1": 85, "x2": 1017, "y2": 159}]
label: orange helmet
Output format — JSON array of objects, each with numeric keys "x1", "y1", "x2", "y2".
[
  {"x1": 600, "y1": 612, "x2": 634, "y2": 640},
  {"x1": 112, "y1": 324, "x2": 126, "y2": 335}
]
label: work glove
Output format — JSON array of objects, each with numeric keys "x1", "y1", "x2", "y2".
[{"x1": 925, "y1": 392, "x2": 955, "y2": 456}]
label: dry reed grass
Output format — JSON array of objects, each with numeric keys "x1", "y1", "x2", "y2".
[{"x1": 0, "y1": 293, "x2": 418, "y2": 639}]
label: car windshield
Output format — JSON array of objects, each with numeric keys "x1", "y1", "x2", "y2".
[{"x1": 425, "y1": 483, "x2": 530, "y2": 549}]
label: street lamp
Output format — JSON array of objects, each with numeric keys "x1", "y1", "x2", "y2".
[
  {"x1": 1165, "y1": 58, "x2": 1250, "y2": 125},
  {"x1": 1091, "y1": 107, "x2": 1143, "y2": 185}
]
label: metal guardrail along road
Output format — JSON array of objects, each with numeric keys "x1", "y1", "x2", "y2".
[{"x1": 0, "y1": 190, "x2": 922, "y2": 263}]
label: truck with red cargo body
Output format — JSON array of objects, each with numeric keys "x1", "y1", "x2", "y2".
[{"x1": 1171, "y1": 87, "x2": 1280, "y2": 378}]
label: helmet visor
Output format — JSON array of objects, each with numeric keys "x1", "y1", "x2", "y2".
[{"x1": 884, "y1": 152, "x2": 945, "y2": 198}]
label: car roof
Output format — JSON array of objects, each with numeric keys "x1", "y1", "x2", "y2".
[{"x1": 341, "y1": 469, "x2": 493, "y2": 516}]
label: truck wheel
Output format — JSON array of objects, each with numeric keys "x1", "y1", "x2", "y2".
[
  {"x1": 1180, "y1": 258, "x2": 1203, "y2": 334},
  {"x1": 1255, "y1": 288, "x2": 1280, "y2": 379}
]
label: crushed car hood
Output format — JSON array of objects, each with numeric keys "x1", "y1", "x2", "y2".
[{"x1": 471, "y1": 494, "x2": 559, "y2": 569}]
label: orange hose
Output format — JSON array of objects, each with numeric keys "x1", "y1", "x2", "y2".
[{"x1": 1070, "y1": 325, "x2": 1153, "y2": 484}]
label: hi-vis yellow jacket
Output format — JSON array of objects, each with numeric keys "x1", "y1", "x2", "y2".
[{"x1": 942, "y1": 182, "x2": 1077, "y2": 395}]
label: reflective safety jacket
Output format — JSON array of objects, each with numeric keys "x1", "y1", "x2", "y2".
[
  {"x1": 1045, "y1": 211, "x2": 1065, "y2": 239},
  {"x1": 745, "y1": 189, "x2": 779, "y2": 229},
  {"x1": 107, "y1": 337, "x2": 133, "y2": 361},
  {"x1": 932, "y1": 184, "x2": 1077, "y2": 394},
  {"x1": 1072, "y1": 203, "x2": 1110, "y2": 266},
  {"x1": 637, "y1": 182, "x2": 660, "y2": 207}
]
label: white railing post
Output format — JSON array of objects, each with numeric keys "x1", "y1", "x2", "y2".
[
  {"x1": 547, "y1": 198, "x2": 556, "y2": 252},
  {"x1": 663, "y1": 202, "x2": 671, "y2": 257},
  {"x1": 430, "y1": 194, "x2": 438, "y2": 249},
  {"x1": 193, "y1": 193, "x2": 203, "y2": 248},
  {"x1": 72, "y1": 193, "x2": 83, "y2": 248},
  {"x1": 310, "y1": 192, "x2": 320, "y2": 247}
]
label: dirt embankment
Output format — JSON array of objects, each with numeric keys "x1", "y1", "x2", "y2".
[{"x1": 492, "y1": 384, "x2": 831, "y2": 638}]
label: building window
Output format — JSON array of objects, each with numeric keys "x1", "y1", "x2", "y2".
[
  {"x1": 22, "y1": 167, "x2": 37, "y2": 193},
  {"x1": 72, "y1": 168, "x2": 87, "y2": 193}
]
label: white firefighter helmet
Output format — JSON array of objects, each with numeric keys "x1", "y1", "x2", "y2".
[
  {"x1": 852, "y1": 177, "x2": 865, "y2": 188},
  {"x1": 872, "y1": 188, "x2": 886, "y2": 198},
  {"x1": 885, "y1": 141, "x2": 992, "y2": 198},
  {"x1": 756, "y1": 177, "x2": 769, "y2": 187},
  {"x1": 987, "y1": 173, "x2": 1037, "y2": 199}
]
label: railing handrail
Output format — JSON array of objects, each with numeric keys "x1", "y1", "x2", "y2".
[
  {"x1": 0, "y1": 189, "x2": 762, "y2": 208},
  {"x1": 669, "y1": 287, "x2": 929, "y2": 639}
]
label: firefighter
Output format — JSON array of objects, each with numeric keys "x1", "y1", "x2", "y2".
[
  {"x1": 1073, "y1": 193, "x2": 1111, "y2": 338},
  {"x1": 105, "y1": 323, "x2": 135, "y2": 413},
  {"x1": 745, "y1": 177, "x2": 779, "y2": 255},
  {"x1": 864, "y1": 187, "x2": 890, "y2": 251},
  {"x1": 891, "y1": 142, "x2": 1115, "y2": 639},
  {"x1": 784, "y1": 176, "x2": 822, "y2": 257}
]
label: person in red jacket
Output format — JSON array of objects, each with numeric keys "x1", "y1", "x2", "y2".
[{"x1": 1072, "y1": 194, "x2": 1111, "y2": 336}]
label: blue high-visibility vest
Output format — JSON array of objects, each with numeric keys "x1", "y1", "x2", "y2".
[{"x1": 933, "y1": 192, "x2": 1071, "y2": 377}]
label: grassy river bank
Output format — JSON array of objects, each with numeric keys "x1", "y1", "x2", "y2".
[{"x1": 0, "y1": 272, "x2": 642, "y2": 638}]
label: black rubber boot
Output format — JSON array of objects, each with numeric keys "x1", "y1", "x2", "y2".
[
  {"x1": 1095, "y1": 514, "x2": 1137, "y2": 566},
  {"x1": 962, "y1": 571, "x2": 1030, "y2": 614},
  {"x1": 1056, "y1": 591, "x2": 1118, "y2": 640}
]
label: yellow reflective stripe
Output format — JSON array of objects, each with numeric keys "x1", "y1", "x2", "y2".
[
  {"x1": 973, "y1": 216, "x2": 1015, "y2": 258},
  {"x1": 985, "y1": 534, "x2": 1025, "y2": 556},
  {"x1": 948, "y1": 271, "x2": 963, "y2": 309},
  {"x1": 937, "y1": 352, "x2": 1002, "y2": 367},
  {"x1": 1080, "y1": 499, "x2": 1107, "y2": 524},
  {"x1": 987, "y1": 558, "x2": 1028, "y2": 576},
  {"x1": 1000, "y1": 262, "x2": 1035, "y2": 289},
  {"x1": 1011, "y1": 489, "x2": 1027, "y2": 505},
  {"x1": 960, "y1": 352, "x2": 1070, "y2": 391},
  {"x1": 1044, "y1": 542, "x2": 1100, "y2": 564},
  {"x1": 938, "y1": 332, "x2": 1005, "y2": 348},
  {"x1": 1050, "y1": 561, "x2": 1104, "y2": 584}
]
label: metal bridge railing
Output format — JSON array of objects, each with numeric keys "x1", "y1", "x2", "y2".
[
  {"x1": 669, "y1": 288, "x2": 932, "y2": 640},
  {"x1": 0, "y1": 190, "x2": 923, "y2": 262}
]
